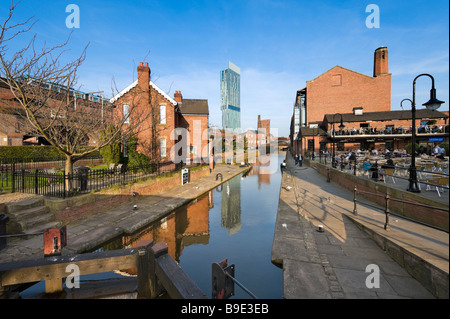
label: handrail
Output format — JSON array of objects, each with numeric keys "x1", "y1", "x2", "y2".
[{"x1": 353, "y1": 186, "x2": 448, "y2": 233}]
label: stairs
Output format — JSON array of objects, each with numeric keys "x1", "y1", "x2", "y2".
[{"x1": 5, "y1": 196, "x2": 61, "y2": 235}]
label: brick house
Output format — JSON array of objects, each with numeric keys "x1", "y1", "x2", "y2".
[{"x1": 111, "y1": 62, "x2": 209, "y2": 164}]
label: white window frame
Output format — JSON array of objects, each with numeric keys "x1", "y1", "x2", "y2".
[
  {"x1": 160, "y1": 138, "x2": 167, "y2": 158},
  {"x1": 123, "y1": 104, "x2": 130, "y2": 124},
  {"x1": 160, "y1": 104, "x2": 166, "y2": 124}
]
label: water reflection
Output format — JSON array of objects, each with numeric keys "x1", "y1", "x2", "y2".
[
  {"x1": 104, "y1": 192, "x2": 213, "y2": 264},
  {"x1": 221, "y1": 177, "x2": 241, "y2": 235},
  {"x1": 108, "y1": 153, "x2": 283, "y2": 298}
]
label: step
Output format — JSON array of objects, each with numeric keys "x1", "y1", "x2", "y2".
[
  {"x1": 7, "y1": 205, "x2": 50, "y2": 220},
  {"x1": 18, "y1": 211, "x2": 56, "y2": 232},
  {"x1": 5, "y1": 196, "x2": 45, "y2": 214},
  {"x1": 23, "y1": 220, "x2": 62, "y2": 236}
]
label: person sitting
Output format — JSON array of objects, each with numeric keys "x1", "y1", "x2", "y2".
[{"x1": 363, "y1": 157, "x2": 378, "y2": 179}]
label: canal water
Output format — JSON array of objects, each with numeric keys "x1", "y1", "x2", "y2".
[{"x1": 22, "y1": 153, "x2": 284, "y2": 299}]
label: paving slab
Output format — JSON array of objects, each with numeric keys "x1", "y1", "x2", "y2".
[{"x1": 272, "y1": 152, "x2": 448, "y2": 299}]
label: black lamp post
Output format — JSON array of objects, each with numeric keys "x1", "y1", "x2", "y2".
[
  {"x1": 402, "y1": 73, "x2": 445, "y2": 193},
  {"x1": 332, "y1": 113, "x2": 345, "y2": 168}
]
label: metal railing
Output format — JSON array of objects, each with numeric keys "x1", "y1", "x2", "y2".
[
  {"x1": 9, "y1": 161, "x2": 185, "y2": 198},
  {"x1": 352, "y1": 186, "x2": 449, "y2": 233}
]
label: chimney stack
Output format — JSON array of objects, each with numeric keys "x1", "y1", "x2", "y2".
[
  {"x1": 174, "y1": 90, "x2": 183, "y2": 103},
  {"x1": 137, "y1": 61, "x2": 150, "y2": 92},
  {"x1": 373, "y1": 47, "x2": 389, "y2": 77}
]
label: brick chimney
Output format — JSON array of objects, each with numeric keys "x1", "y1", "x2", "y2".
[
  {"x1": 137, "y1": 62, "x2": 150, "y2": 92},
  {"x1": 174, "y1": 90, "x2": 183, "y2": 103},
  {"x1": 373, "y1": 47, "x2": 389, "y2": 77}
]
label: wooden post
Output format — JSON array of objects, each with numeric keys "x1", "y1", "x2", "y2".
[
  {"x1": 149, "y1": 242, "x2": 168, "y2": 298},
  {"x1": 137, "y1": 240, "x2": 153, "y2": 299},
  {"x1": 45, "y1": 278, "x2": 63, "y2": 294}
]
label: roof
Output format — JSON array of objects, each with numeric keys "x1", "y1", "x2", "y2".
[
  {"x1": 324, "y1": 109, "x2": 448, "y2": 124},
  {"x1": 307, "y1": 65, "x2": 380, "y2": 84},
  {"x1": 110, "y1": 80, "x2": 177, "y2": 105},
  {"x1": 178, "y1": 99, "x2": 209, "y2": 115},
  {"x1": 299, "y1": 127, "x2": 328, "y2": 136}
]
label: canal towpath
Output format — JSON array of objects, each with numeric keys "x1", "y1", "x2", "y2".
[
  {"x1": 272, "y1": 151, "x2": 449, "y2": 299},
  {"x1": 0, "y1": 164, "x2": 250, "y2": 264}
]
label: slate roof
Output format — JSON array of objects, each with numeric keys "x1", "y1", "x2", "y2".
[{"x1": 178, "y1": 99, "x2": 209, "y2": 115}]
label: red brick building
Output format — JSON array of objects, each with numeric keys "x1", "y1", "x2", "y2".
[
  {"x1": 305, "y1": 47, "x2": 391, "y2": 125},
  {"x1": 257, "y1": 115, "x2": 271, "y2": 144},
  {"x1": 290, "y1": 47, "x2": 448, "y2": 156},
  {"x1": 111, "y1": 62, "x2": 209, "y2": 163}
]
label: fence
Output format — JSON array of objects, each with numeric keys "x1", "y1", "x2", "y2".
[
  {"x1": 0, "y1": 157, "x2": 103, "y2": 190},
  {"x1": 352, "y1": 186, "x2": 449, "y2": 233},
  {"x1": 315, "y1": 155, "x2": 449, "y2": 196},
  {"x1": 7, "y1": 161, "x2": 184, "y2": 198}
]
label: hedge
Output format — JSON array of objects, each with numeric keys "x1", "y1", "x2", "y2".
[{"x1": 0, "y1": 146, "x2": 101, "y2": 162}]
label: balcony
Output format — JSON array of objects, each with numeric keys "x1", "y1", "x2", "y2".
[{"x1": 329, "y1": 124, "x2": 449, "y2": 140}]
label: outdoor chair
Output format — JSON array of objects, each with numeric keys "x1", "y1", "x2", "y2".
[
  {"x1": 422, "y1": 176, "x2": 449, "y2": 197},
  {"x1": 382, "y1": 168, "x2": 396, "y2": 184}
]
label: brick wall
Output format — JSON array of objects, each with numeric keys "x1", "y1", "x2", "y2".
[
  {"x1": 52, "y1": 166, "x2": 211, "y2": 223},
  {"x1": 306, "y1": 66, "x2": 391, "y2": 124}
]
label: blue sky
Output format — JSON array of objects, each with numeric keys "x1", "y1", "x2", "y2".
[{"x1": 1, "y1": 0, "x2": 449, "y2": 137}]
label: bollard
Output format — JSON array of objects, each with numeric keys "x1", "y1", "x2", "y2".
[
  {"x1": 353, "y1": 186, "x2": 358, "y2": 215},
  {"x1": 326, "y1": 168, "x2": 330, "y2": 183},
  {"x1": 384, "y1": 194, "x2": 391, "y2": 231}
]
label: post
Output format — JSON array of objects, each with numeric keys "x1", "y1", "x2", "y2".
[
  {"x1": 384, "y1": 193, "x2": 391, "y2": 230},
  {"x1": 353, "y1": 186, "x2": 358, "y2": 215},
  {"x1": 34, "y1": 169, "x2": 39, "y2": 194},
  {"x1": 137, "y1": 240, "x2": 154, "y2": 299},
  {"x1": 326, "y1": 168, "x2": 330, "y2": 183},
  {"x1": 63, "y1": 170, "x2": 66, "y2": 199},
  {"x1": 11, "y1": 162, "x2": 15, "y2": 193},
  {"x1": 148, "y1": 241, "x2": 168, "y2": 298}
]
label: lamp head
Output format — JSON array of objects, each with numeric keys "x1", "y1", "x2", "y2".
[{"x1": 423, "y1": 88, "x2": 445, "y2": 111}]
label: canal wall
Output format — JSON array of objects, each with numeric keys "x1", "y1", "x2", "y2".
[
  {"x1": 305, "y1": 159, "x2": 449, "y2": 231},
  {"x1": 46, "y1": 165, "x2": 212, "y2": 223}
]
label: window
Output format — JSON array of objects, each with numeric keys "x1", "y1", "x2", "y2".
[
  {"x1": 123, "y1": 104, "x2": 130, "y2": 124},
  {"x1": 160, "y1": 138, "x2": 166, "y2": 158},
  {"x1": 332, "y1": 74, "x2": 342, "y2": 86},
  {"x1": 160, "y1": 105, "x2": 166, "y2": 124}
]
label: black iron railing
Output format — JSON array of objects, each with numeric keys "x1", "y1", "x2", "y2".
[{"x1": 8, "y1": 161, "x2": 184, "y2": 198}]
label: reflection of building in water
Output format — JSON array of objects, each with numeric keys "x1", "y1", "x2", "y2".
[
  {"x1": 221, "y1": 177, "x2": 241, "y2": 235},
  {"x1": 117, "y1": 193, "x2": 212, "y2": 274},
  {"x1": 246, "y1": 157, "x2": 273, "y2": 189}
]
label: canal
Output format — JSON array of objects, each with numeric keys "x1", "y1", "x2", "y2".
[{"x1": 22, "y1": 153, "x2": 284, "y2": 299}]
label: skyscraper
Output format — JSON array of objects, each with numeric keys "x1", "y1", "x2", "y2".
[{"x1": 220, "y1": 61, "x2": 241, "y2": 131}]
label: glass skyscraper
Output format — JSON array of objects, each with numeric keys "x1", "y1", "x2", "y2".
[{"x1": 220, "y1": 61, "x2": 241, "y2": 131}]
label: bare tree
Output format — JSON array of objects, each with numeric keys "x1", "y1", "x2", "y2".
[{"x1": 0, "y1": 1, "x2": 151, "y2": 190}]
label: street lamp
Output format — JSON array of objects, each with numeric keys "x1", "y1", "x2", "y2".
[
  {"x1": 332, "y1": 113, "x2": 345, "y2": 168},
  {"x1": 402, "y1": 73, "x2": 445, "y2": 193}
]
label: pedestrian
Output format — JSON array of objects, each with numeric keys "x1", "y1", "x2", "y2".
[
  {"x1": 295, "y1": 154, "x2": 299, "y2": 165},
  {"x1": 298, "y1": 154, "x2": 303, "y2": 167}
]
